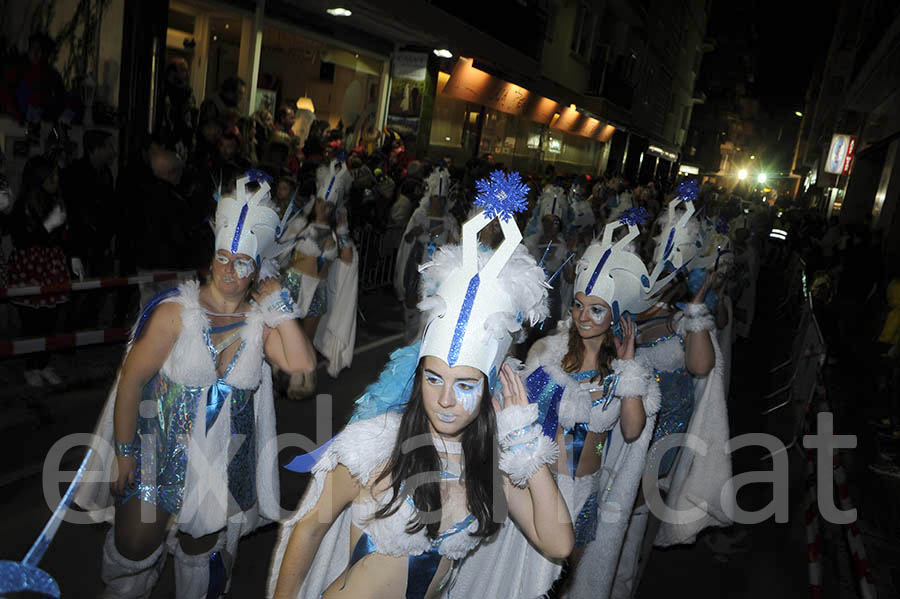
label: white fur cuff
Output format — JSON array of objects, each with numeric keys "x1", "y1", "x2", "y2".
[
  {"x1": 611, "y1": 359, "x2": 651, "y2": 399},
  {"x1": 499, "y1": 433, "x2": 559, "y2": 487},
  {"x1": 258, "y1": 288, "x2": 300, "y2": 328},
  {"x1": 589, "y1": 398, "x2": 620, "y2": 433},
  {"x1": 682, "y1": 303, "x2": 715, "y2": 332},
  {"x1": 496, "y1": 404, "x2": 539, "y2": 440}
]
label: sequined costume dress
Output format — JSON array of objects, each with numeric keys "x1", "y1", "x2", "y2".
[
  {"x1": 282, "y1": 222, "x2": 341, "y2": 318},
  {"x1": 634, "y1": 317, "x2": 695, "y2": 478},
  {"x1": 268, "y1": 413, "x2": 485, "y2": 599},
  {"x1": 74, "y1": 280, "x2": 281, "y2": 591}
]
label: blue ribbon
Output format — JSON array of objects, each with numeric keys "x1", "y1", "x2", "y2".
[
  {"x1": 206, "y1": 379, "x2": 231, "y2": 433},
  {"x1": 564, "y1": 423, "x2": 589, "y2": 478}
]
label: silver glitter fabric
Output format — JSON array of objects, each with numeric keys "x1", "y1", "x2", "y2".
[{"x1": 281, "y1": 269, "x2": 328, "y2": 318}]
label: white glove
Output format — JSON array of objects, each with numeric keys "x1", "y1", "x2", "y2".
[
  {"x1": 71, "y1": 257, "x2": 85, "y2": 281},
  {"x1": 43, "y1": 204, "x2": 66, "y2": 233}
]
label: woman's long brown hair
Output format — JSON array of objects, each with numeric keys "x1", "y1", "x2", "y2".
[{"x1": 561, "y1": 318, "x2": 617, "y2": 381}]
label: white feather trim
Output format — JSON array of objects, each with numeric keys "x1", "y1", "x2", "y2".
[
  {"x1": 611, "y1": 358, "x2": 651, "y2": 399},
  {"x1": 635, "y1": 333, "x2": 685, "y2": 373},
  {"x1": 682, "y1": 303, "x2": 715, "y2": 332},
  {"x1": 256, "y1": 288, "x2": 302, "y2": 329},
  {"x1": 499, "y1": 433, "x2": 559, "y2": 487},
  {"x1": 326, "y1": 413, "x2": 401, "y2": 486},
  {"x1": 293, "y1": 237, "x2": 321, "y2": 257},
  {"x1": 418, "y1": 243, "x2": 550, "y2": 330},
  {"x1": 160, "y1": 281, "x2": 217, "y2": 386},
  {"x1": 521, "y1": 328, "x2": 593, "y2": 430},
  {"x1": 496, "y1": 404, "x2": 539, "y2": 439}
]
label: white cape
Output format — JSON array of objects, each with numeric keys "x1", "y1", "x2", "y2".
[
  {"x1": 314, "y1": 245, "x2": 359, "y2": 377},
  {"x1": 653, "y1": 323, "x2": 733, "y2": 546}
]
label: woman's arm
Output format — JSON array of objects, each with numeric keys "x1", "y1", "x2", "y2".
[
  {"x1": 255, "y1": 277, "x2": 317, "y2": 375},
  {"x1": 496, "y1": 365, "x2": 574, "y2": 560},
  {"x1": 111, "y1": 301, "x2": 182, "y2": 496},
  {"x1": 613, "y1": 318, "x2": 647, "y2": 442},
  {"x1": 272, "y1": 464, "x2": 361, "y2": 599},
  {"x1": 682, "y1": 273, "x2": 716, "y2": 377}
]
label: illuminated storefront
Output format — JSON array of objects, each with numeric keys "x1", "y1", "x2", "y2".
[{"x1": 428, "y1": 57, "x2": 614, "y2": 173}]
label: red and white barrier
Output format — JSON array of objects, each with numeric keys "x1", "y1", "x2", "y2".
[
  {"x1": 1, "y1": 270, "x2": 197, "y2": 356},
  {"x1": 804, "y1": 448, "x2": 823, "y2": 599},
  {"x1": 0, "y1": 328, "x2": 130, "y2": 357},
  {"x1": 0, "y1": 270, "x2": 196, "y2": 298}
]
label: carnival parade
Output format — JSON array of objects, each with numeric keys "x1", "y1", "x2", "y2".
[{"x1": 2, "y1": 1, "x2": 899, "y2": 597}]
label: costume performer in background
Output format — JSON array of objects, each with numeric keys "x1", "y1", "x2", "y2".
[
  {"x1": 74, "y1": 173, "x2": 316, "y2": 599},
  {"x1": 611, "y1": 183, "x2": 733, "y2": 598},
  {"x1": 394, "y1": 167, "x2": 459, "y2": 343},
  {"x1": 460, "y1": 209, "x2": 662, "y2": 599},
  {"x1": 268, "y1": 171, "x2": 574, "y2": 599},
  {"x1": 277, "y1": 161, "x2": 357, "y2": 397}
]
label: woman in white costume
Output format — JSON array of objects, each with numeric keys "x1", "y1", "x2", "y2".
[
  {"x1": 278, "y1": 162, "x2": 358, "y2": 395},
  {"x1": 268, "y1": 171, "x2": 574, "y2": 599},
  {"x1": 454, "y1": 209, "x2": 663, "y2": 599},
  {"x1": 394, "y1": 166, "x2": 459, "y2": 343},
  {"x1": 75, "y1": 173, "x2": 316, "y2": 598},
  {"x1": 611, "y1": 182, "x2": 733, "y2": 598}
]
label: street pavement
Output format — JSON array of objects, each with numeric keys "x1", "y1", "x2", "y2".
[{"x1": 1, "y1": 274, "x2": 896, "y2": 598}]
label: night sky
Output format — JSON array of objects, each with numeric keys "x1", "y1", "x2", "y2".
[{"x1": 710, "y1": 0, "x2": 841, "y2": 116}]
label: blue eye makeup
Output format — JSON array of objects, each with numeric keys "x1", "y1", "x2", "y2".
[{"x1": 453, "y1": 381, "x2": 481, "y2": 415}]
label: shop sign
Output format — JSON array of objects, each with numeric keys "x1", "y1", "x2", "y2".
[{"x1": 824, "y1": 134, "x2": 856, "y2": 175}]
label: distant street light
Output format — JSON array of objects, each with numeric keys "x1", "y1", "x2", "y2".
[
  {"x1": 794, "y1": 111, "x2": 803, "y2": 117},
  {"x1": 738, "y1": 169, "x2": 748, "y2": 180},
  {"x1": 433, "y1": 48, "x2": 453, "y2": 58},
  {"x1": 757, "y1": 173, "x2": 767, "y2": 183},
  {"x1": 750, "y1": 155, "x2": 756, "y2": 160}
]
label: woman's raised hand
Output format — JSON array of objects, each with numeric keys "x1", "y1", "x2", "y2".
[
  {"x1": 613, "y1": 316, "x2": 636, "y2": 360},
  {"x1": 493, "y1": 363, "x2": 528, "y2": 413},
  {"x1": 253, "y1": 277, "x2": 282, "y2": 303}
]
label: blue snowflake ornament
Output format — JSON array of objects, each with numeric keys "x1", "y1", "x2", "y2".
[
  {"x1": 474, "y1": 170, "x2": 529, "y2": 222},
  {"x1": 619, "y1": 206, "x2": 650, "y2": 226},
  {"x1": 673, "y1": 179, "x2": 700, "y2": 202},
  {"x1": 246, "y1": 168, "x2": 273, "y2": 185}
]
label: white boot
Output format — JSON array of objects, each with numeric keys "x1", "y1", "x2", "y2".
[
  {"x1": 101, "y1": 529, "x2": 166, "y2": 599},
  {"x1": 172, "y1": 531, "x2": 232, "y2": 599},
  {"x1": 611, "y1": 505, "x2": 649, "y2": 599}
]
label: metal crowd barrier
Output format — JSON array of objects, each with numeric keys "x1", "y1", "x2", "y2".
[
  {"x1": 356, "y1": 225, "x2": 399, "y2": 292},
  {"x1": 1, "y1": 270, "x2": 196, "y2": 356}
]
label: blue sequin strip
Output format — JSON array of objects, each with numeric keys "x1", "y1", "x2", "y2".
[
  {"x1": 584, "y1": 248, "x2": 611, "y2": 295},
  {"x1": 447, "y1": 273, "x2": 480, "y2": 367},
  {"x1": 663, "y1": 227, "x2": 676, "y2": 260},
  {"x1": 230, "y1": 204, "x2": 249, "y2": 253},
  {"x1": 324, "y1": 174, "x2": 336, "y2": 201}
]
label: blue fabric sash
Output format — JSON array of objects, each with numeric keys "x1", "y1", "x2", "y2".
[
  {"x1": 564, "y1": 423, "x2": 589, "y2": 478},
  {"x1": 206, "y1": 379, "x2": 231, "y2": 433}
]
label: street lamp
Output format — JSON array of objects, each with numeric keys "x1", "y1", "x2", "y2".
[
  {"x1": 794, "y1": 111, "x2": 803, "y2": 118},
  {"x1": 738, "y1": 169, "x2": 748, "y2": 180},
  {"x1": 757, "y1": 173, "x2": 767, "y2": 183}
]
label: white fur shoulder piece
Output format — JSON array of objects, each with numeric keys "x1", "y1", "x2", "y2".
[
  {"x1": 635, "y1": 331, "x2": 685, "y2": 373},
  {"x1": 523, "y1": 327, "x2": 593, "y2": 429},
  {"x1": 160, "y1": 280, "x2": 217, "y2": 386},
  {"x1": 224, "y1": 305, "x2": 267, "y2": 389},
  {"x1": 322, "y1": 413, "x2": 402, "y2": 487}
]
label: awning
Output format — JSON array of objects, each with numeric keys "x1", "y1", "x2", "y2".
[{"x1": 441, "y1": 57, "x2": 614, "y2": 142}]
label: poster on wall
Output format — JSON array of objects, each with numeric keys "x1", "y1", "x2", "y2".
[
  {"x1": 387, "y1": 51, "x2": 428, "y2": 145},
  {"x1": 254, "y1": 89, "x2": 277, "y2": 115}
]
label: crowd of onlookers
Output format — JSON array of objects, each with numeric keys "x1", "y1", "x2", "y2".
[
  {"x1": 777, "y1": 205, "x2": 900, "y2": 477},
  {"x1": 0, "y1": 51, "x2": 771, "y2": 391}
]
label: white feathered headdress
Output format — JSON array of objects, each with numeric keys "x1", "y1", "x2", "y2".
[
  {"x1": 418, "y1": 171, "x2": 549, "y2": 389},
  {"x1": 315, "y1": 159, "x2": 352, "y2": 205},
  {"x1": 645, "y1": 179, "x2": 702, "y2": 297},
  {"x1": 213, "y1": 172, "x2": 280, "y2": 264}
]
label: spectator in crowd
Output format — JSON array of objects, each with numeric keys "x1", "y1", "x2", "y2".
[
  {"x1": 62, "y1": 129, "x2": 117, "y2": 278},
  {"x1": 274, "y1": 104, "x2": 296, "y2": 136},
  {"x1": 198, "y1": 76, "x2": 245, "y2": 132},
  {"x1": 0, "y1": 32, "x2": 65, "y2": 126},
  {"x1": 156, "y1": 57, "x2": 196, "y2": 160},
  {"x1": 7, "y1": 155, "x2": 71, "y2": 386}
]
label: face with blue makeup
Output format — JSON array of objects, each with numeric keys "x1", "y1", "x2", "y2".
[
  {"x1": 420, "y1": 356, "x2": 486, "y2": 440},
  {"x1": 571, "y1": 291, "x2": 612, "y2": 339}
]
